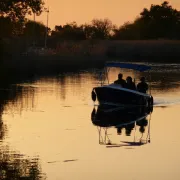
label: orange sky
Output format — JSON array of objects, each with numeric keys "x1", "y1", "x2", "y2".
[{"x1": 32, "y1": 0, "x2": 180, "y2": 30}]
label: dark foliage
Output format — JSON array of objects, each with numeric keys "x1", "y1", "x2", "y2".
[
  {"x1": 113, "y1": 1, "x2": 180, "y2": 40},
  {"x1": 0, "y1": 0, "x2": 44, "y2": 21}
]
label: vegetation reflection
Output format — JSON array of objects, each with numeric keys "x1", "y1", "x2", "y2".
[
  {"x1": 0, "y1": 83, "x2": 45, "y2": 180},
  {"x1": 0, "y1": 146, "x2": 45, "y2": 180}
]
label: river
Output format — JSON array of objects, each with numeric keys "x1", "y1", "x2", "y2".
[{"x1": 0, "y1": 62, "x2": 180, "y2": 180}]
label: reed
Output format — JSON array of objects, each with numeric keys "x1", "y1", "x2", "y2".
[{"x1": 1, "y1": 39, "x2": 180, "y2": 83}]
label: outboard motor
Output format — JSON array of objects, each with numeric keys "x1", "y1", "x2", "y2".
[{"x1": 91, "y1": 89, "x2": 96, "y2": 102}]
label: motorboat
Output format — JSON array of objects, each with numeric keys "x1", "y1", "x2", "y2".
[{"x1": 91, "y1": 62, "x2": 153, "y2": 107}]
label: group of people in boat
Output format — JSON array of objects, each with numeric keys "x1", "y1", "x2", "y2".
[{"x1": 114, "y1": 73, "x2": 148, "y2": 93}]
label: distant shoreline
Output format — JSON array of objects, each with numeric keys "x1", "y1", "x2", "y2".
[
  {"x1": 18, "y1": 40, "x2": 180, "y2": 62},
  {"x1": 3, "y1": 39, "x2": 180, "y2": 61},
  {"x1": 1, "y1": 40, "x2": 180, "y2": 83}
]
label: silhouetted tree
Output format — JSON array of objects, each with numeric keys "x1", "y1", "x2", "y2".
[
  {"x1": 0, "y1": 16, "x2": 25, "y2": 37},
  {"x1": 140, "y1": 1, "x2": 180, "y2": 39},
  {"x1": 24, "y1": 20, "x2": 49, "y2": 41},
  {"x1": 51, "y1": 18, "x2": 114, "y2": 42},
  {"x1": 0, "y1": 17, "x2": 25, "y2": 56},
  {"x1": 52, "y1": 22, "x2": 82, "y2": 39},
  {"x1": 0, "y1": 17, "x2": 13, "y2": 38},
  {"x1": 113, "y1": 22, "x2": 139, "y2": 40},
  {"x1": 90, "y1": 18, "x2": 114, "y2": 39},
  {"x1": 113, "y1": 1, "x2": 180, "y2": 40},
  {"x1": 23, "y1": 20, "x2": 51, "y2": 47},
  {"x1": 0, "y1": 0, "x2": 44, "y2": 21},
  {"x1": 0, "y1": 0, "x2": 45, "y2": 56},
  {"x1": 50, "y1": 22, "x2": 86, "y2": 47},
  {"x1": 82, "y1": 24, "x2": 95, "y2": 39}
]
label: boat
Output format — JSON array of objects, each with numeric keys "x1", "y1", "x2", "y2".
[{"x1": 91, "y1": 62, "x2": 153, "y2": 107}]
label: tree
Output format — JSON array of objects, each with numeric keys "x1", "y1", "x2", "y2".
[
  {"x1": 23, "y1": 20, "x2": 48, "y2": 37},
  {"x1": 51, "y1": 22, "x2": 86, "y2": 41},
  {"x1": 82, "y1": 24, "x2": 95, "y2": 39},
  {"x1": 90, "y1": 18, "x2": 114, "y2": 39},
  {"x1": 113, "y1": 1, "x2": 180, "y2": 40},
  {"x1": 0, "y1": 17, "x2": 13, "y2": 38},
  {"x1": 113, "y1": 22, "x2": 136, "y2": 40},
  {"x1": 0, "y1": 0, "x2": 44, "y2": 21},
  {"x1": 23, "y1": 20, "x2": 50, "y2": 47},
  {"x1": 139, "y1": 1, "x2": 180, "y2": 39}
]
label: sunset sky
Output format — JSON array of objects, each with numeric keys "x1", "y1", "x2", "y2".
[{"x1": 32, "y1": 0, "x2": 180, "y2": 30}]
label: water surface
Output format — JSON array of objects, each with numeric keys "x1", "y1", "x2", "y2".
[{"x1": 1, "y1": 63, "x2": 180, "y2": 180}]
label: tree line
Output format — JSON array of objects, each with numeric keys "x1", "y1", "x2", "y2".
[{"x1": 1, "y1": 1, "x2": 180, "y2": 54}]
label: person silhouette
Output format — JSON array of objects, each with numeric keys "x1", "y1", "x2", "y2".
[
  {"x1": 126, "y1": 76, "x2": 136, "y2": 90},
  {"x1": 137, "y1": 77, "x2": 149, "y2": 93},
  {"x1": 114, "y1": 73, "x2": 127, "y2": 87}
]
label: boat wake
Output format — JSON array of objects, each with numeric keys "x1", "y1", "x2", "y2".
[{"x1": 153, "y1": 97, "x2": 180, "y2": 107}]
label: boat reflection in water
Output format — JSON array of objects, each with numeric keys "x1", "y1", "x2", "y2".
[{"x1": 91, "y1": 105, "x2": 153, "y2": 148}]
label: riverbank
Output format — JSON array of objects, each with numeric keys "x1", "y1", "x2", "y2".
[
  {"x1": 52, "y1": 39, "x2": 180, "y2": 62},
  {"x1": 1, "y1": 40, "x2": 180, "y2": 84},
  {"x1": 104, "y1": 40, "x2": 180, "y2": 61},
  {"x1": 3, "y1": 39, "x2": 180, "y2": 61}
]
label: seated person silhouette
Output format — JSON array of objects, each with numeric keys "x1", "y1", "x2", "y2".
[
  {"x1": 126, "y1": 76, "x2": 136, "y2": 90},
  {"x1": 114, "y1": 73, "x2": 126, "y2": 87},
  {"x1": 137, "y1": 77, "x2": 148, "y2": 93}
]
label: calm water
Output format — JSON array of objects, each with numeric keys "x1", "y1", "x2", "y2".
[{"x1": 1, "y1": 63, "x2": 180, "y2": 180}]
